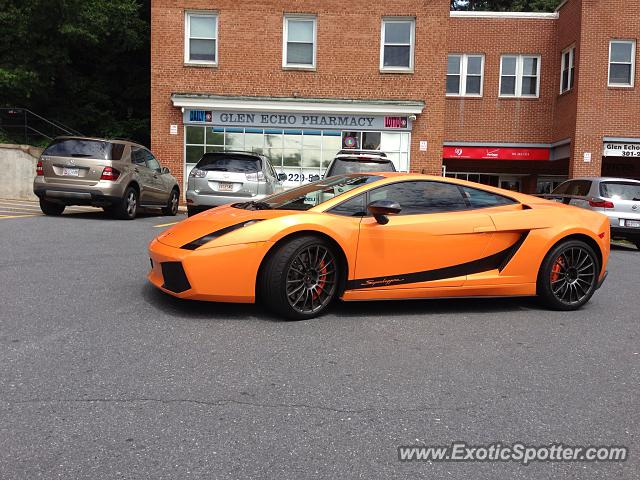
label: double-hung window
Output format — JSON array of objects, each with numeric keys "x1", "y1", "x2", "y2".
[
  {"x1": 446, "y1": 54, "x2": 484, "y2": 96},
  {"x1": 184, "y1": 12, "x2": 218, "y2": 65},
  {"x1": 380, "y1": 18, "x2": 415, "y2": 72},
  {"x1": 608, "y1": 40, "x2": 636, "y2": 87},
  {"x1": 283, "y1": 15, "x2": 317, "y2": 69},
  {"x1": 560, "y1": 46, "x2": 575, "y2": 93},
  {"x1": 499, "y1": 55, "x2": 541, "y2": 98}
]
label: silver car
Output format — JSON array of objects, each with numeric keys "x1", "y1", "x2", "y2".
[
  {"x1": 186, "y1": 151, "x2": 285, "y2": 217},
  {"x1": 544, "y1": 177, "x2": 640, "y2": 250}
]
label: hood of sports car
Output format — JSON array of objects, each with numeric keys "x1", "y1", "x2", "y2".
[{"x1": 155, "y1": 205, "x2": 295, "y2": 248}]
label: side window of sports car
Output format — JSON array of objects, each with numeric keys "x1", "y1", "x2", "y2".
[
  {"x1": 328, "y1": 194, "x2": 366, "y2": 217},
  {"x1": 460, "y1": 186, "x2": 516, "y2": 209},
  {"x1": 368, "y1": 181, "x2": 468, "y2": 215}
]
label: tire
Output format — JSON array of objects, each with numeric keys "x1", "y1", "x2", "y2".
[
  {"x1": 633, "y1": 240, "x2": 640, "y2": 251},
  {"x1": 39, "y1": 198, "x2": 65, "y2": 216},
  {"x1": 187, "y1": 206, "x2": 199, "y2": 217},
  {"x1": 113, "y1": 186, "x2": 138, "y2": 220},
  {"x1": 162, "y1": 189, "x2": 179, "y2": 216},
  {"x1": 258, "y1": 236, "x2": 341, "y2": 320},
  {"x1": 537, "y1": 240, "x2": 600, "y2": 311}
]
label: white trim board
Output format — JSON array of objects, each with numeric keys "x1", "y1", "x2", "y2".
[
  {"x1": 450, "y1": 11, "x2": 558, "y2": 20},
  {"x1": 171, "y1": 95, "x2": 426, "y2": 115}
]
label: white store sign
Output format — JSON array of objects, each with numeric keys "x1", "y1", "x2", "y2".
[{"x1": 603, "y1": 142, "x2": 640, "y2": 158}]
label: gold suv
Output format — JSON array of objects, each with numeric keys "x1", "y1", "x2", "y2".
[{"x1": 34, "y1": 137, "x2": 179, "y2": 219}]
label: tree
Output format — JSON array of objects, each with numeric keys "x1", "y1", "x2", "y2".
[
  {"x1": 451, "y1": 0, "x2": 561, "y2": 12},
  {"x1": 0, "y1": 0, "x2": 150, "y2": 145}
]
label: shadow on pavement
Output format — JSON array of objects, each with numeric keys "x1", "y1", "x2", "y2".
[
  {"x1": 60, "y1": 209, "x2": 185, "y2": 221},
  {"x1": 141, "y1": 281, "x2": 544, "y2": 322}
]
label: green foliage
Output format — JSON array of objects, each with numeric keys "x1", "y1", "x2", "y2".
[
  {"x1": 0, "y1": 0, "x2": 150, "y2": 145},
  {"x1": 452, "y1": 0, "x2": 562, "y2": 12}
]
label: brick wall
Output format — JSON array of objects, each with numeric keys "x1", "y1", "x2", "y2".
[
  {"x1": 570, "y1": 0, "x2": 640, "y2": 178},
  {"x1": 151, "y1": 0, "x2": 450, "y2": 183},
  {"x1": 445, "y1": 16, "x2": 557, "y2": 143},
  {"x1": 151, "y1": 0, "x2": 640, "y2": 189},
  {"x1": 552, "y1": 0, "x2": 581, "y2": 144}
]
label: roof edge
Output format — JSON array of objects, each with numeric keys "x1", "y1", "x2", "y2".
[{"x1": 450, "y1": 11, "x2": 559, "y2": 20}]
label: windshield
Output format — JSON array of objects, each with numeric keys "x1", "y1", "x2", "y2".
[
  {"x1": 328, "y1": 158, "x2": 395, "y2": 176},
  {"x1": 196, "y1": 153, "x2": 261, "y2": 172},
  {"x1": 43, "y1": 139, "x2": 120, "y2": 160},
  {"x1": 234, "y1": 174, "x2": 383, "y2": 211},
  {"x1": 600, "y1": 181, "x2": 640, "y2": 201}
]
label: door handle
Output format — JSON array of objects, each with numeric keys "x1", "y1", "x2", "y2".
[{"x1": 473, "y1": 225, "x2": 495, "y2": 233}]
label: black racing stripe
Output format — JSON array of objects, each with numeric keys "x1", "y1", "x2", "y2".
[{"x1": 346, "y1": 232, "x2": 529, "y2": 290}]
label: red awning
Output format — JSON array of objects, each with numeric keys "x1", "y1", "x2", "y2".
[{"x1": 443, "y1": 146, "x2": 550, "y2": 161}]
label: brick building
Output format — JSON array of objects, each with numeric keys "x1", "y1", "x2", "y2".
[{"x1": 150, "y1": 0, "x2": 640, "y2": 195}]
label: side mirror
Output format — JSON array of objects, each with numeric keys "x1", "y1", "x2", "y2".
[
  {"x1": 161, "y1": 166, "x2": 171, "y2": 175},
  {"x1": 367, "y1": 200, "x2": 401, "y2": 225},
  {"x1": 278, "y1": 173, "x2": 287, "y2": 181}
]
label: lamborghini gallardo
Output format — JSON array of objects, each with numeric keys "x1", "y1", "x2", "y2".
[{"x1": 148, "y1": 173, "x2": 610, "y2": 320}]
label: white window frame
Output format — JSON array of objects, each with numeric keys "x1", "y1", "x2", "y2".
[
  {"x1": 380, "y1": 17, "x2": 416, "y2": 73},
  {"x1": 446, "y1": 54, "x2": 485, "y2": 97},
  {"x1": 608, "y1": 39, "x2": 636, "y2": 88},
  {"x1": 184, "y1": 11, "x2": 218, "y2": 66},
  {"x1": 560, "y1": 45, "x2": 575, "y2": 94},
  {"x1": 282, "y1": 15, "x2": 317, "y2": 70},
  {"x1": 499, "y1": 54, "x2": 541, "y2": 98}
]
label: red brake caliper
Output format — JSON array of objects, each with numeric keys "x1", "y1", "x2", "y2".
[
  {"x1": 551, "y1": 256, "x2": 564, "y2": 283},
  {"x1": 312, "y1": 260, "x2": 327, "y2": 300}
]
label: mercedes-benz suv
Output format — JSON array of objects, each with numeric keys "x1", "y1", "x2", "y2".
[{"x1": 34, "y1": 137, "x2": 180, "y2": 220}]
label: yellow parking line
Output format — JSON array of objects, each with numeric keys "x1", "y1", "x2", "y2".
[
  {"x1": 0, "y1": 205, "x2": 41, "y2": 211},
  {"x1": 153, "y1": 221, "x2": 179, "y2": 228},
  {"x1": 0, "y1": 214, "x2": 38, "y2": 219},
  {"x1": 0, "y1": 209, "x2": 40, "y2": 215},
  {"x1": 0, "y1": 198, "x2": 38, "y2": 205}
]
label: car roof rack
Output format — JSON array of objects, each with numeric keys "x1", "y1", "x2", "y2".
[{"x1": 336, "y1": 149, "x2": 388, "y2": 157}]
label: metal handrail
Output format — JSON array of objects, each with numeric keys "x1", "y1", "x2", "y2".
[{"x1": 0, "y1": 108, "x2": 83, "y2": 145}]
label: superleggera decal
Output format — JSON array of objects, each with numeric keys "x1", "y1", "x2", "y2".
[{"x1": 346, "y1": 232, "x2": 529, "y2": 290}]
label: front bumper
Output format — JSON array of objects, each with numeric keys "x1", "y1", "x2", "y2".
[{"x1": 147, "y1": 238, "x2": 271, "y2": 303}]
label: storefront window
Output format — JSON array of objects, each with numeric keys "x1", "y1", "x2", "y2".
[{"x1": 184, "y1": 126, "x2": 410, "y2": 187}]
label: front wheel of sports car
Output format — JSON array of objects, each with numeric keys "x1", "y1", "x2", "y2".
[
  {"x1": 259, "y1": 236, "x2": 340, "y2": 320},
  {"x1": 537, "y1": 240, "x2": 600, "y2": 311}
]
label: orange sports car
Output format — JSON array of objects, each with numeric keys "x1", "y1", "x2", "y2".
[{"x1": 148, "y1": 173, "x2": 610, "y2": 320}]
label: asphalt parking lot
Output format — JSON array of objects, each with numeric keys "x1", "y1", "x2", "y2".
[{"x1": 0, "y1": 210, "x2": 638, "y2": 479}]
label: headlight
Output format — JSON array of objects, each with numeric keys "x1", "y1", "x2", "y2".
[{"x1": 181, "y1": 220, "x2": 263, "y2": 250}]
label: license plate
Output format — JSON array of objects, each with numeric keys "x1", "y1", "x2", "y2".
[
  {"x1": 625, "y1": 219, "x2": 640, "y2": 228},
  {"x1": 62, "y1": 168, "x2": 79, "y2": 176},
  {"x1": 217, "y1": 182, "x2": 234, "y2": 192}
]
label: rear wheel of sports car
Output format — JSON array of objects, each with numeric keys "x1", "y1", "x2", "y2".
[
  {"x1": 537, "y1": 240, "x2": 600, "y2": 311},
  {"x1": 259, "y1": 236, "x2": 340, "y2": 320}
]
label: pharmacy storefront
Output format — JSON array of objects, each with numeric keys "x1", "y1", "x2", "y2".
[{"x1": 172, "y1": 95, "x2": 424, "y2": 188}]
